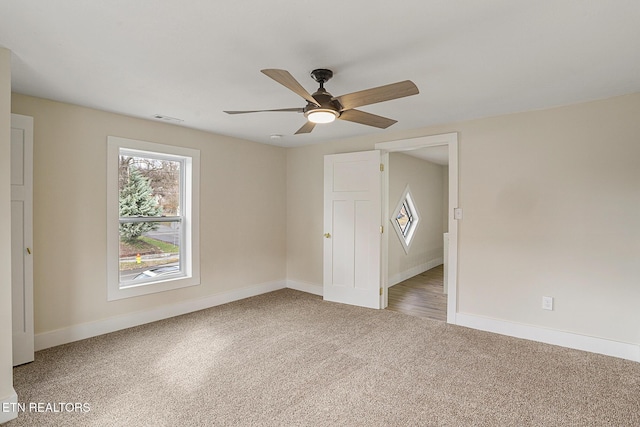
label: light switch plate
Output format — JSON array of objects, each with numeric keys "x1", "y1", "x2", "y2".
[{"x1": 542, "y1": 296, "x2": 553, "y2": 310}]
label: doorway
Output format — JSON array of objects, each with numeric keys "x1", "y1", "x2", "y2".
[
  {"x1": 385, "y1": 147, "x2": 449, "y2": 321},
  {"x1": 375, "y1": 133, "x2": 459, "y2": 324}
]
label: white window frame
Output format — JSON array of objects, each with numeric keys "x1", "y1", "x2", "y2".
[
  {"x1": 107, "y1": 136, "x2": 200, "y2": 301},
  {"x1": 390, "y1": 184, "x2": 420, "y2": 254}
]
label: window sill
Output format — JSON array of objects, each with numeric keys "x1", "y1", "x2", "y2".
[{"x1": 107, "y1": 274, "x2": 200, "y2": 301}]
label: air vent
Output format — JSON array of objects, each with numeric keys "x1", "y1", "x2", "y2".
[{"x1": 152, "y1": 114, "x2": 184, "y2": 124}]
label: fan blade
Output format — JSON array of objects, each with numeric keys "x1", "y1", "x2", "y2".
[
  {"x1": 295, "y1": 121, "x2": 316, "y2": 134},
  {"x1": 261, "y1": 69, "x2": 320, "y2": 107},
  {"x1": 338, "y1": 109, "x2": 397, "y2": 129},
  {"x1": 334, "y1": 80, "x2": 419, "y2": 110},
  {"x1": 224, "y1": 108, "x2": 303, "y2": 114}
]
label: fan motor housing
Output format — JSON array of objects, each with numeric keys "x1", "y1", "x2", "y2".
[{"x1": 304, "y1": 87, "x2": 342, "y2": 116}]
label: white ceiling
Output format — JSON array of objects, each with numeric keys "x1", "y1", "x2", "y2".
[{"x1": 1, "y1": 1, "x2": 639, "y2": 148}]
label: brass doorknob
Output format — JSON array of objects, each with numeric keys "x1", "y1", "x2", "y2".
[{"x1": 324, "y1": 233, "x2": 331, "y2": 238}]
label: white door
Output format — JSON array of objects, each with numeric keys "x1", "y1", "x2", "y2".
[
  {"x1": 323, "y1": 150, "x2": 381, "y2": 309},
  {"x1": 11, "y1": 114, "x2": 34, "y2": 366}
]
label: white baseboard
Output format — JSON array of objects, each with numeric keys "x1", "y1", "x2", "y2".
[
  {"x1": 456, "y1": 313, "x2": 640, "y2": 362},
  {"x1": 35, "y1": 280, "x2": 286, "y2": 351},
  {"x1": 0, "y1": 389, "x2": 18, "y2": 424},
  {"x1": 286, "y1": 280, "x2": 323, "y2": 296},
  {"x1": 389, "y1": 257, "x2": 443, "y2": 287}
]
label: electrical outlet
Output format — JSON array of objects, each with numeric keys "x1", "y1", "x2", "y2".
[{"x1": 542, "y1": 296, "x2": 553, "y2": 311}]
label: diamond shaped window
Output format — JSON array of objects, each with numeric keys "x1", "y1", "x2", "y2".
[{"x1": 391, "y1": 185, "x2": 419, "y2": 254}]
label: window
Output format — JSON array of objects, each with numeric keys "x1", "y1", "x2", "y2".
[
  {"x1": 391, "y1": 185, "x2": 419, "y2": 254},
  {"x1": 396, "y1": 201, "x2": 414, "y2": 237},
  {"x1": 107, "y1": 136, "x2": 200, "y2": 300}
]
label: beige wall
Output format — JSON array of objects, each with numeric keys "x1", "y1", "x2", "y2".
[
  {"x1": 0, "y1": 47, "x2": 15, "y2": 413},
  {"x1": 11, "y1": 94, "x2": 287, "y2": 335},
  {"x1": 456, "y1": 94, "x2": 640, "y2": 344},
  {"x1": 388, "y1": 152, "x2": 444, "y2": 282},
  {"x1": 286, "y1": 93, "x2": 640, "y2": 345}
]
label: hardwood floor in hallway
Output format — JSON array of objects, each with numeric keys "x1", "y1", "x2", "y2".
[{"x1": 386, "y1": 264, "x2": 447, "y2": 321}]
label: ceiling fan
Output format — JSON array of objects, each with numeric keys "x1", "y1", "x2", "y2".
[{"x1": 224, "y1": 69, "x2": 419, "y2": 135}]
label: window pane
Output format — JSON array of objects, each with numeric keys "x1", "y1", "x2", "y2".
[
  {"x1": 119, "y1": 155, "x2": 181, "y2": 217},
  {"x1": 118, "y1": 221, "x2": 181, "y2": 284},
  {"x1": 396, "y1": 204, "x2": 412, "y2": 235}
]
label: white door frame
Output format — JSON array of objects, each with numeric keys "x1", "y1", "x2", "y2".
[{"x1": 375, "y1": 132, "x2": 459, "y2": 324}]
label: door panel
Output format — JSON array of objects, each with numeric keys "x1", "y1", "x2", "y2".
[
  {"x1": 354, "y1": 200, "x2": 374, "y2": 290},
  {"x1": 11, "y1": 201, "x2": 25, "y2": 334},
  {"x1": 332, "y1": 200, "x2": 354, "y2": 287},
  {"x1": 324, "y1": 150, "x2": 381, "y2": 309}
]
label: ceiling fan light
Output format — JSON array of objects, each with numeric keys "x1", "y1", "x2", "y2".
[{"x1": 306, "y1": 109, "x2": 338, "y2": 124}]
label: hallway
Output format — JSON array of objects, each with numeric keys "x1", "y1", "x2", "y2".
[{"x1": 387, "y1": 264, "x2": 447, "y2": 321}]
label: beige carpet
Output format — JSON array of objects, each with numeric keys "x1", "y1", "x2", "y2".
[{"x1": 7, "y1": 289, "x2": 640, "y2": 426}]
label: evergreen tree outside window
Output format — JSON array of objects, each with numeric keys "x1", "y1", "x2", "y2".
[{"x1": 119, "y1": 168, "x2": 163, "y2": 242}]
